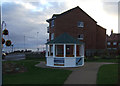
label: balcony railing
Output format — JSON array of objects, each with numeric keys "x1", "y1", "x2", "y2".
[{"x1": 47, "y1": 27, "x2": 49, "y2": 33}]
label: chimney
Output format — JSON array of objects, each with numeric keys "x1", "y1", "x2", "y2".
[{"x1": 111, "y1": 29, "x2": 113, "y2": 35}]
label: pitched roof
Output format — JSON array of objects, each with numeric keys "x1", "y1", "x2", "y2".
[
  {"x1": 97, "y1": 25, "x2": 106, "y2": 30},
  {"x1": 46, "y1": 33, "x2": 84, "y2": 44},
  {"x1": 46, "y1": 6, "x2": 97, "y2": 23},
  {"x1": 107, "y1": 33, "x2": 120, "y2": 41}
]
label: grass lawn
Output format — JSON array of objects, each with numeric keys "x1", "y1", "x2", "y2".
[
  {"x1": 97, "y1": 64, "x2": 118, "y2": 84},
  {"x1": 85, "y1": 58, "x2": 119, "y2": 63},
  {"x1": 3, "y1": 60, "x2": 72, "y2": 85},
  {"x1": 25, "y1": 57, "x2": 46, "y2": 61}
]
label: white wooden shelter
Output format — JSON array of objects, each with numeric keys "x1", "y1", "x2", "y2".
[{"x1": 46, "y1": 33, "x2": 84, "y2": 67}]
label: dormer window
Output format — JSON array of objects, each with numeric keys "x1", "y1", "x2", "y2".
[
  {"x1": 51, "y1": 20, "x2": 54, "y2": 27},
  {"x1": 78, "y1": 21, "x2": 84, "y2": 28}
]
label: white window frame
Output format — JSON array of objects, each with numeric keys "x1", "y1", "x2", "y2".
[
  {"x1": 107, "y1": 42, "x2": 111, "y2": 45},
  {"x1": 78, "y1": 21, "x2": 84, "y2": 28},
  {"x1": 113, "y1": 42, "x2": 117, "y2": 45},
  {"x1": 51, "y1": 33, "x2": 54, "y2": 40},
  {"x1": 51, "y1": 20, "x2": 54, "y2": 27},
  {"x1": 78, "y1": 34, "x2": 84, "y2": 40}
]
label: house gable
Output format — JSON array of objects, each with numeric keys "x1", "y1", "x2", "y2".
[{"x1": 47, "y1": 6, "x2": 97, "y2": 23}]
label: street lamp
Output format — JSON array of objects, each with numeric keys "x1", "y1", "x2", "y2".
[
  {"x1": 0, "y1": 21, "x2": 8, "y2": 86},
  {"x1": 0, "y1": 21, "x2": 2, "y2": 86},
  {"x1": 24, "y1": 35, "x2": 25, "y2": 51},
  {"x1": 11, "y1": 44, "x2": 14, "y2": 52},
  {"x1": 37, "y1": 32, "x2": 39, "y2": 52},
  {"x1": 0, "y1": 21, "x2": 12, "y2": 85}
]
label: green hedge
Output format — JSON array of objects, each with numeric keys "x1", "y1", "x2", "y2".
[{"x1": 25, "y1": 53, "x2": 45, "y2": 60}]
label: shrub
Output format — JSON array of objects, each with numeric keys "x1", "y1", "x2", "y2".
[
  {"x1": 25, "y1": 52, "x2": 45, "y2": 60},
  {"x1": 116, "y1": 55, "x2": 120, "y2": 59}
]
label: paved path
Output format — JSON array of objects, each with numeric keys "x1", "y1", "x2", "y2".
[
  {"x1": 64, "y1": 62, "x2": 103, "y2": 84},
  {"x1": 35, "y1": 61, "x2": 117, "y2": 84}
]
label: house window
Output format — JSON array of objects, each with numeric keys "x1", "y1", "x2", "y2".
[
  {"x1": 107, "y1": 42, "x2": 111, "y2": 45},
  {"x1": 51, "y1": 20, "x2": 54, "y2": 27},
  {"x1": 78, "y1": 21, "x2": 84, "y2": 28},
  {"x1": 113, "y1": 42, "x2": 117, "y2": 45},
  {"x1": 78, "y1": 34, "x2": 84, "y2": 40},
  {"x1": 119, "y1": 43, "x2": 120, "y2": 45},
  {"x1": 51, "y1": 33, "x2": 54, "y2": 40}
]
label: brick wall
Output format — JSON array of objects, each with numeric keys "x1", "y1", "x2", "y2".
[{"x1": 47, "y1": 7, "x2": 106, "y2": 56}]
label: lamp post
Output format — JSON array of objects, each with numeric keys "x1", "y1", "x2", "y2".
[
  {"x1": 1, "y1": 21, "x2": 12, "y2": 85},
  {"x1": 24, "y1": 35, "x2": 25, "y2": 51},
  {"x1": 0, "y1": 21, "x2": 6, "y2": 86},
  {"x1": 37, "y1": 32, "x2": 39, "y2": 52},
  {"x1": 24, "y1": 35, "x2": 35, "y2": 52},
  {"x1": 0, "y1": 21, "x2": 2, "y2": 86},
  {"x1": 11, "y1": 44, "x2": 14, "y2": 52},
  {"x1": 2, "y1": 21, "x2": 6, "y2": 30}
]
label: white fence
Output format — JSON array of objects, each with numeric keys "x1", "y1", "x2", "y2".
[{"x1": 46, "y1": 56, "x2": 84, "y2": 67}]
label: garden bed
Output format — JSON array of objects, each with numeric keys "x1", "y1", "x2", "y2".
[{"x1": 3, "y1": 62, "x2": 27, "y2": 74}]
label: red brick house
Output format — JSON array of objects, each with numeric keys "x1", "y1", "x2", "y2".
[
  {"x1": 46, "y1": 6, "x2": 106, "y2": 57},
  {"x1": 45, "y1": 6, "x2": 107, "y2": 67},
  {"x1": 107, "y1": 30, "x2": 120, "y2": 55}
]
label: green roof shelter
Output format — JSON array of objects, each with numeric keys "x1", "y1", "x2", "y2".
[{"x1": 45, "y1": 33, "x2": 85, "y2": 67}]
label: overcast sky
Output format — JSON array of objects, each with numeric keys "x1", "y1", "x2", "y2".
[{"x1": 1, "y1": 0, "x2": 119, "y2": 52}]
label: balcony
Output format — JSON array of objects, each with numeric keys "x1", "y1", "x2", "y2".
[{"x1": 47, "y1": 27, "x2": 49, "y2": 33}]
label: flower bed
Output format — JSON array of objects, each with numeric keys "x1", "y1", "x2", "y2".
[{"x1": 2, "y1": 62, "x2": 27, "y2": 74}]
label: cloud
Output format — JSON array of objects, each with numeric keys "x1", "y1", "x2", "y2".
[
  {"x1": 2, "y1": 0, "x2": 119, "y2": 52},
  {"x1": 2, "y1": 1, "x2": 67, "y2": 51},
  {"x1": 2, "y1": 2, "x2": 48, "y2": 51},
  {"x1": 101, "y1": 0, "x2": 118, "y2": 34},
  {"x1": 103, "y1": 0, "x2": 119, "y2": 2},
  {"x1": 102, "y1": 2, "x2": 118, "y2": 16}
]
